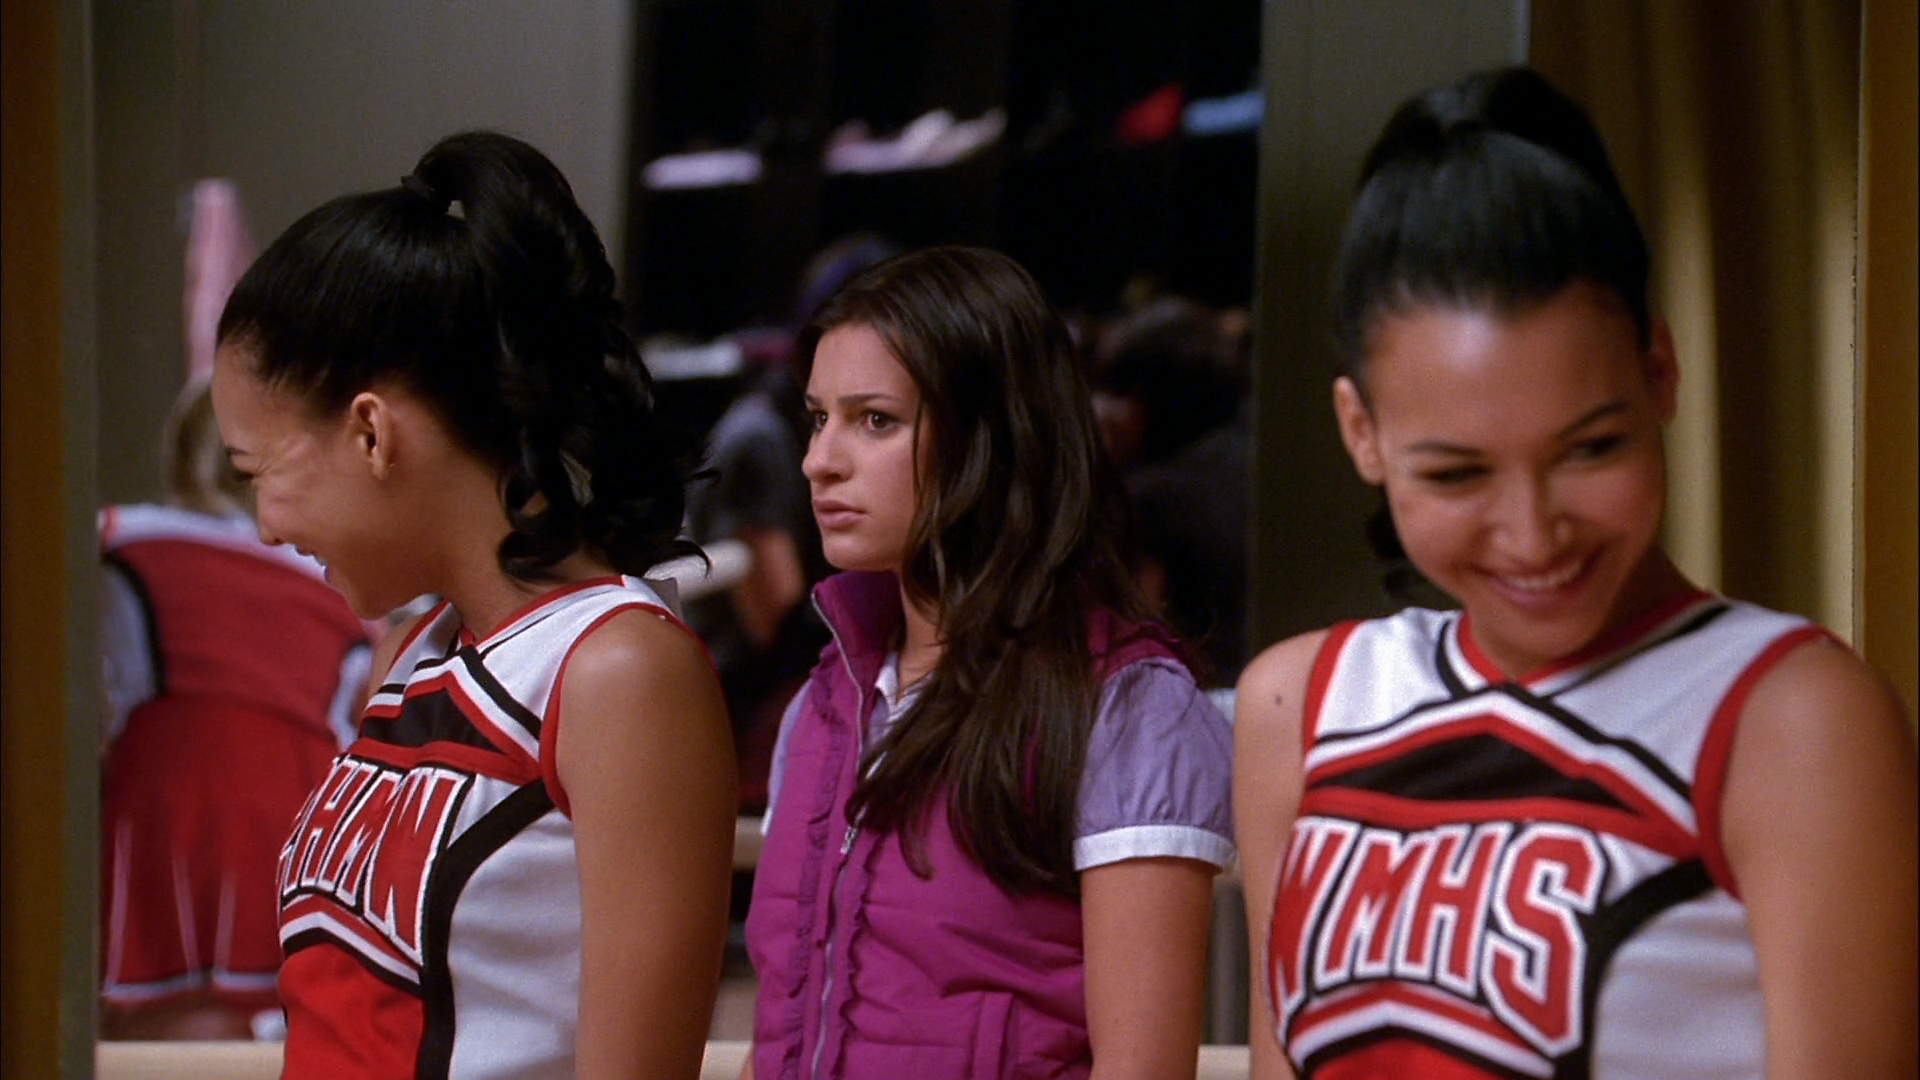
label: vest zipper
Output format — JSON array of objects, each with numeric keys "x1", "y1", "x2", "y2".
[
  {"x1": 808, "y1": 818, "x2": 861, "y2": 1080},
  {"x1": 809, "y1": 596, "x2": 870, "y2": 1080}
]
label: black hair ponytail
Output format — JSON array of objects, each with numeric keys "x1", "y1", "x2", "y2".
[
  {"x1": 1333, "y1": 66, "x2": 1651, "y2": 383},
  {"x1": 221, "y1": 130, "x2": 700, "y2": 580},
  {"x1": 1331, "y1": 68, "x2": 1651, "y2": 606}
]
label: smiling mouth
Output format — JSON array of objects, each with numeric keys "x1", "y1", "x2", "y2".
[{"x1": 1493, "y1": 556, "x2": 1589, "y2": 593}]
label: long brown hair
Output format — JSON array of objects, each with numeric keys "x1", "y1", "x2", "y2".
[{"x1": 798, "y1": 246, "x2": 1157, "y2": 896}]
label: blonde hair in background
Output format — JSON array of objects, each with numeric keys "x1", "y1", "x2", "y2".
[{"x1": 162, "y1": 375, "x2": 251, "y2": 519}]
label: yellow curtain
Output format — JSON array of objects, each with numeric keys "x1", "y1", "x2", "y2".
[
  {"x1": 1531, "y1": 0, "x2": 1863, "y2": 635},
  {"x1": 1856, "y1": 0, "x2": 1918, "y2": 716}
]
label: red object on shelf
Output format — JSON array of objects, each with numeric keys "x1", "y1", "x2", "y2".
[{"x1": 1115, "y1": 82, "x2": 1186, "y2": 144}]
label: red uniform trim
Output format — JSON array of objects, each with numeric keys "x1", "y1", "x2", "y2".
[
  {"x1": 1304, "y1": 621, "x2": 1364, "y2": 754},
  {"x1": 1296, "y1": 977, "x2": 1525, "y2": 1050},
  {"x1": 1308, "y1": 787, "x2": 1693, "y2": 859},
  {"x1": 1457, "y1": 587, "x2": 1717, "y2": 686},
  {"x1": 361, "y1": 668, "x2": 541, "y2": 780},
  {"x1": 1693, "y1": 624, "x2": 1836, "y2": 898},
  {"x1": 378, "y1": 600, "x2": 453, "y2": 682},
  {"x1": 457, "y1": 576, "x2": 628, "y2": 649}
]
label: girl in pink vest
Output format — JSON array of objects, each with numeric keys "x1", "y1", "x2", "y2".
[{"x1": 743, "y1": 245, "x2": 1236, "y2": 1079}]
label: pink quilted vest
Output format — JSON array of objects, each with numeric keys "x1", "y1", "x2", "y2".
[{"x1": 744, "y1": 571, "x2": 1181, "y2": 1080}]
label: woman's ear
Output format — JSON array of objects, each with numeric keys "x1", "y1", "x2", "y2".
[
  {"x1": 1333, "y1": 376, "x2": 1385, "y2": 485},
  {"x1": 1645, "y1": 318, "x2": 1680, "y2": 424},
  {"x1": 347, "y1": 390, "x2": 397, "y2": 480}
]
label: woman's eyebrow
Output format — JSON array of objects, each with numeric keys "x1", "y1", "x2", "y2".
[
  {"x1": 805, "y1": 391, "x2": 906, "y2": 410},
  {"x1": 1557, "y1": 401, "x2": 1629, "y2": 437},
  {"x1": 1404, "y1": 402, "x2": 1630, "y2": 456}
]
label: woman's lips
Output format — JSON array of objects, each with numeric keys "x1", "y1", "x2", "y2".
[{"x1": 813, "y1": 500, "x2": 861, "y2": 529}]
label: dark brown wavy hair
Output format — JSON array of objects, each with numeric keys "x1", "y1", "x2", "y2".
[{"x1": 797, "y1": 245, "x2": 1159, "y2": 896}]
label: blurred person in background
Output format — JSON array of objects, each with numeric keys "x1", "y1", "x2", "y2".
[
  {"x1": 684, "y1": 232, "x2": 899, "y2": 813},
  {"x1": 1091, "y1": 295, "x2": 1251, "y2": 687},
  {"x1": 99, "y1": 176, "x2": 377, "y2": 1040},
  {"x1": 98, "y1": 374, "x2": 375, "y2": 1039}
]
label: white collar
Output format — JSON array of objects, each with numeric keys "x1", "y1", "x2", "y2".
[{"x1": 874, "y1": 650, "x2": 927, "y2": 717}]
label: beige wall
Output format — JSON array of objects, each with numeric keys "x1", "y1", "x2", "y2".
[
  {"x1": 1249, "y1": 1, "x2": 1528, "y2": 647},
  {"x1": 94, "y1": 0, "x2": 635, "y2": 504}
]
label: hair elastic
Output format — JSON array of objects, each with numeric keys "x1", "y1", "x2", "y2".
[{"x1": 400, "y1": 173, "x2": 453, "y2": 214}]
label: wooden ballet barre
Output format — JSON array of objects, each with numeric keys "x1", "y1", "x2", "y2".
[
  {"x1": 95, "y1": 1040, "x2": 281, "y2": 1080},
  {"x1": 735, "y1": 813, "x2": 764, "y2": 870},
  {"x1": 697, "y1": 1042, "x2": 1256, "y2": 1079},
  {"x1": 97, "y1": 1039, "x2": 1253, "y2": 1079},
  {"x1": 94, "y1": 1039, "x2": 753, "y2": 1080}
]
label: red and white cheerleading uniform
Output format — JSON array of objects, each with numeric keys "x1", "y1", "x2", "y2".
[
  {"x1": 275, "y1": 576, "x2": 681, "y2": 1080},
  {"x1": 99, "y1": 504, "x2": 374, "y2": 1015},
  {"x1": 1265, "y1": 590, "x2": 1829, "y2": 1080}
]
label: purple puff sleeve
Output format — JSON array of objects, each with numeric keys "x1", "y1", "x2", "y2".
[{"x1": 1075, "y1": 657, "x2": 1236, "y2": 871}]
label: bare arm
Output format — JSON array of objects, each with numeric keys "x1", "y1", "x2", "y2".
[
  {"x1": 729, "y1": 524, "x2": 808, "y2": 649},
  {"x1": 1083, "y1": 856, "x2": 1218, "y2": 1080},
  {"x1": 1234, "y1": 631, "x2": 1326, "y2": 1080},
  {"x1": 1721, "y1": 639, "x2": 1919, "y2": 1080},
  {"x1": 558, "y1": 608, "x2": 738, "y2": 1080}
]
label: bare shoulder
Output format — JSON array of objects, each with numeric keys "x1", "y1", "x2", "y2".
[
  {"x1": 559, "y1": 605, "x2": 724, "y2": 714},
  {"x1": 1236, "y1": 625, "x2": 1339, "y2": 1078},
  {"x1": 1722, "y1": 634, "x2": 1916, "y2": 880},
  {"x1": 1738, "y1": 635, "x2": 1913, "y2": 765},
  {"x1": 1720, "y1": 634, "x2": 1918, "y2": 1078},
  {"x1": 556, "y1": 606, "x2": 729, "y2": 762},
  {"x1": 1234, "y1": 627, "x2": 1338, "y2": 861},
  {"x1": 555, "y1": 604, "x2": 732, "y2": 806},
  {"x1": 1235, "y1": 628, "x2": 1336, "y2": 740}
]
